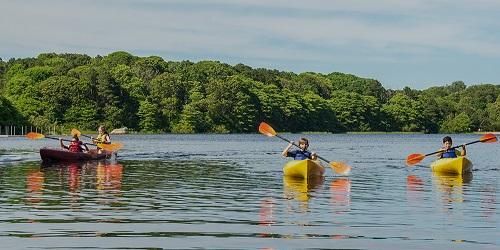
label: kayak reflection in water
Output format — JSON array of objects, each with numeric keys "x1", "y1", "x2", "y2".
[
  {"x1": 438, "y1": 136, "x2": 466, "y2": 159},
  {"x1": 281, "y1": 137, "x2": 317, "y2": 160},
  {"x1": 59, "y1": 135, "x2": 89, "y2": 153}
]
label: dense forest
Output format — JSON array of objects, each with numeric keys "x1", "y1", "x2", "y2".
[{"x1": 1, "y1": 52, "x2": 500, "y2": 133}]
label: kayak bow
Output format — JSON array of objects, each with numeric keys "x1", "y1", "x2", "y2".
[
  {"x1": 430, "y1": 157, "x2": 472, "y2": 175},
  {"x1": 283, "y1": 159, "x2": 325, "y2": 179}
]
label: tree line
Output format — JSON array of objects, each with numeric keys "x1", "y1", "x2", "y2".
[{"x1": 1, "y1": 52, "x2": 499, "y2": 133}]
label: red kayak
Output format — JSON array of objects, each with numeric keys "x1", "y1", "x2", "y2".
[{"x1": 40, "y1": 147, "x2": 113, "y2": 162}]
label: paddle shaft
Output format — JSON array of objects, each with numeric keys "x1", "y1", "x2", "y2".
[
  {"x1": 80, "y1": 134, "x2": 92, "y2": 139},
  {"x1": 43, "y1": 135, "x2": 99, "y2": 147},
  {"x1": 275, "y1": 134, "x2": 330, "y2": 163},
  {"x1": 75, "y1": 131, "x2": 110, "y2": 145},
  {"x1": 424, "y1": 136, "x2": 496, "y2": 157}
]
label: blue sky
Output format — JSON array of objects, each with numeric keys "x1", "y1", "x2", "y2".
[{"x1": 1, "y1": 0, "x2": 499, "y2": 89}]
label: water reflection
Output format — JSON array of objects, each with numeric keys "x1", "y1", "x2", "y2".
[
  {"x1": 329, "y1": 178, "x2": 351, "y2": 213},
  {"x1": 406, "y1": 175, "x2": 424, "y2": 203},
  {"x1": 96, "y1": 162, "x2": 123, "y2": 191},
  {"x1": 480, "y1": 185, "x2": 496, "y2": 220},
  {"x1": 283, "y1": 176, "x2": 325, "y2": 201},
  {"x1": 26, "y1": 169, "x2": 44, "y2": 203},
  {"x1": 259, "y1": 198, "x2": 275, "y2": 227},
  {"x1": 25, "y1": 161, "x2": 123, "y2": 205},
  {"x1": 432, "y1": 172, "x2": 472, "y2": 204}
]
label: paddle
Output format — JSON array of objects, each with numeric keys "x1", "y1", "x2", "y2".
[
  {"x1": 71, "y1": 128, "x2": 91, "y2": 139},
  {"x1": 26, "y1": 132, "x2": 123, "y2": 151},
  {"x1": 258, "y1": 122, "x2": 351, "y2": 175},
  {"x1": 71, "y1": 128, "x2": 122, "y2": 150},
  {"x1": 406, "y1": 133, "x2": 497, "y2": 166}
]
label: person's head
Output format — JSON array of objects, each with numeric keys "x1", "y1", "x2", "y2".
[
  {"x1": 98, "y1": 125, "x2": 107, "y2": 134},
  {"x1": 71, "y1": 135, "x2": 80, "y2": 143},
  {"x1": 298, "y1": 138, "x2": 309, "y2": 151},
  {"x1": 442, "y1": 136, "x2": 452, "y2": 149}
]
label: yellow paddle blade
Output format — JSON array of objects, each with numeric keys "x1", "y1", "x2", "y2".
[
  {"x1": 480, "y1": 133, "x2": 497, "y2": 143},
  {"x1": 406, "y1": 153, "x2": 425, "y2": 166},
  {"x1": 26, "y1": 132, "x2": 45, "y2": 140},
  {"x1": 71, "y1": 128, "x2": 81, "y2": 137},
  {"x1": 258, "y1": 122, "x2": 276, "y2": 137},
  {"x1": 98, "y1": 142, "x2": 123, "y2": 151},
  {"x1": 329, "y1": 162, "x2": 351, "y2": 175}
]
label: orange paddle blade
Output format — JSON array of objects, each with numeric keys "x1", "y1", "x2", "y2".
[
  {"x1": 329, "y1": 162, "x2": 351, "y2": 175},
  {"x1": 71, "y1": 128, "x2": 81, "y2": 137},
  {"x1": 406, "y1": 153, "x2": 425, "y2": 166},
  {"x1": 258, "y1": 122, "x2": 276, "y2": 137},
  {"x1": 98, "y1": 142, "x2": 123, "y2": 151},
  {"x1": 26, "y1": 132, "x2": 45, "y2": 140},
  {"x1": 480, "y1": 133, "x2": 497, "y2": 143}
]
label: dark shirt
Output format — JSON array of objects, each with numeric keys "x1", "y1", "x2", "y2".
[{"x1": 286, "y1": 149, "x2": 312, "y2": 160}]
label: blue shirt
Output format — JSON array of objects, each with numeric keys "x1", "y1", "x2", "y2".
[{"x1": 286, "y1": 149, "x2": 312, "y2": 160}]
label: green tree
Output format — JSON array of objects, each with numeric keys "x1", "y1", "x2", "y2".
[
  {"x1": 172, "y1": 82, "x2": 211, "y2": 133},
  {"x1": 206, "y1": 75, "x2": 259, "y2": 132},
  {"x1": 486, "y1": 96, "x2": 500, "y2": 131},
  {"x1": 0, "y1": 96, "x2": 26, "y2": 125},
  {"x1": 329, "y1": 90, "x2": 378, "y2": 132},
  {"x1": 382, "y1": 93, "x2": 424, "y2": 132},
  {"x1": 137, "y1": 100, "x2": 160, "y2": 132},
  {"x1": 440, "y1": 113, "x2": 471, "y2": 133},
  {"x1": 132, "y1": 56, "x2": 167, "y2": 82}
]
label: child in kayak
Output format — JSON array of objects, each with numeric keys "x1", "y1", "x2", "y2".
[
  {"x1": 282, "y1": 137, "x2": 317, "y2": 160},
  {"x1": 438, "y1": 136, "x2": 466, "y2": 158},
  {"x1": 91, "y1": 125, "x2": 111, "y2": 153},
  {"x1": 60, "y1": 135, "x2": 89, "y2": 153}
]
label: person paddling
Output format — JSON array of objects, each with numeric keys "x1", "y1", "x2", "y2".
[
  {"x1": 60, "y1": 135, "x2": 89, "y2": 153},
  {"x1": 91, "y1": 126, "x2": 111, "y2": 153},
  {"x1": 438, "y1": 136, "x2": 466, "y2": 159},
  {"x1": 282, "y1": 137, "x2": 317, "y2": 160}
]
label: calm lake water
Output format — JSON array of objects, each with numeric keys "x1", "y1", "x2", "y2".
[{"x1": 0, "y1": 134, "x2": 498, "y2": 249}]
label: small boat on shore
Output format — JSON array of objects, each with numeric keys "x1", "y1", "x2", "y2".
[
  {"x1": 283, "y1": 159, "x2": 325, "y2": 179},
  {"x1": 430, "y1": 157, "x2": 472, "y2": 175},
  {"x1": 40, "y1": 147, "x2": 113, "y2": 163}
]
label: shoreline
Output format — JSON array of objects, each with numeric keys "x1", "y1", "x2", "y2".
[{"x1": 2, "y1": 131, "x2": 499, "y2": 137}]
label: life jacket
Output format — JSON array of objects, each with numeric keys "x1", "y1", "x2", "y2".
[
  {"x1": 95, "y1": 133, "x2": 109, "y2": 144},
  {"x1": 287, "y1": 150, "x2": 312, "y2": 160},
  {"x1": 69, "y1": 141, "x2": 83, "y2": 152},
  {"x1": 441, "y1": 149, "x2": 457, "y2": 158}
]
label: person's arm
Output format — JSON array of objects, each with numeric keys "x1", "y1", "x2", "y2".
[
  {"x1": 104, "y1": 134, "x2": 111, "y2": 144},
  {"x1": 281, "y1": 142, "x2": 294, "y2": 157},
  {"x1": 60, "y1": 139, "x2": 68, "y2": 150},
  {"x1": 437, "y1": 148, "x2": 444, "y2": 159},
  {"x1": 460, "y1": 144, "x2": 466, "y2": 156},
  {"x1": 82, "y1": 143, "x2": 90, "y2": 152}
]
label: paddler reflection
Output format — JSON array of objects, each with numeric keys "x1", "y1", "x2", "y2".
[
  {"x1": 96, "y1": 161, "x2": 123, "y2": 191},
  {"x1": 68, "y1": 163, "x2": 81, "y2": 192}
]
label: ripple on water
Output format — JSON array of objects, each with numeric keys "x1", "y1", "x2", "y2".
[{"x1": 0, "y1": 134, "x2": 499, "y2": 249}]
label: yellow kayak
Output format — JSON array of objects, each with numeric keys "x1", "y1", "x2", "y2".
[
  {"x1": 430, "y1": 157, "x2": 472, "y2": 175},
  {"x1": 283, "y1": 159, "x2": 325, "y2": 179}
]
